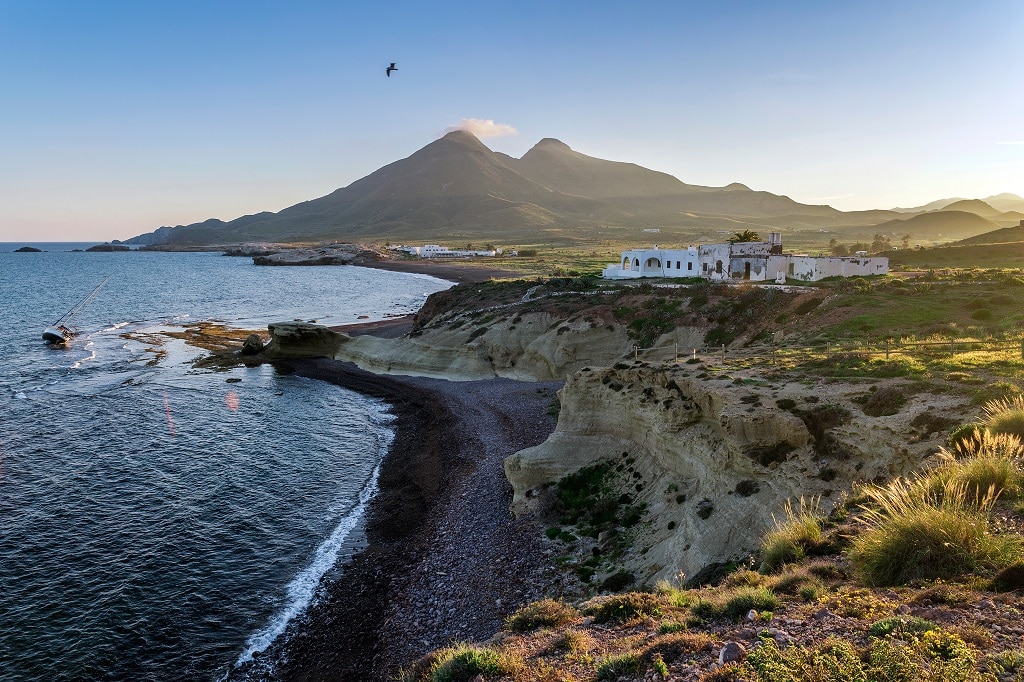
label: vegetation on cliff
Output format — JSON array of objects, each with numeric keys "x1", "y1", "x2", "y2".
[{"x1": 403, "y1": 400, "x2": 1024, "y2": 681}]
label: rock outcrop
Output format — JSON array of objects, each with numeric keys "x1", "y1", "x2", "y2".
[
  {"x1": 263, "y1": 315, "x2": 704, "y2": 381},
  {"x1": 504, "y1": 363, "x2": 969, "y2": 585},
  {"x1": 252, "y1": 243, "x2": 384, "y2": 266}
]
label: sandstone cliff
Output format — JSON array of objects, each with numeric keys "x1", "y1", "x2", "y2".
[
  {"x1": 504, "y1": 363, "x2": 970, "y2": 586},
  {"x1": 263, "y1": 316, "x2": 704, "y2": 381}
]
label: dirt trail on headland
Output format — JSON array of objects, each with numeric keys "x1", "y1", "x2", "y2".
[{"x1": 240, "y1": 358, "x2": 571, "y2": 681}]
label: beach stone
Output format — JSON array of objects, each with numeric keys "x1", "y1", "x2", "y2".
[
  {"x1": 241, "y1": 334, "x2": 264, "y2": 355},
  {"x1": 719, "y1": 641, "x2": 747, "y2": 664}
]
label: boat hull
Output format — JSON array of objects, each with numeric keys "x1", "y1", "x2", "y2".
[{"x1": 42, "y1": 326, "x2": 72, "y2": 344}]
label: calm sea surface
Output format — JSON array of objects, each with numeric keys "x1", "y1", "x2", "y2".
[{"x1": 0, "y1": 244, "x2": 452, "y2": 680}]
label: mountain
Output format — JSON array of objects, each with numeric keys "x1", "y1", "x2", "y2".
[
  {"x1": 125, "y1": 132, "x2": 850, "y2": 247},
  {"x1": 937, "y1": 199, "x2": 1002, "y2": 218},
  {"x1": 891, "y1": 193, "x2": 1024, "y2": 215},
  {"x1": 954, "y1": 223, "x2": 1024, "y2": 246},
  {"x1": 869, "y1": 210, "x2": 1001, "y2": 240}
]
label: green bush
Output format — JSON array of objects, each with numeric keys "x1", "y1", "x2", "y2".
[
  {"x1": 587, "y1": 592, "x2": 662, "y2": 624},
  {"x1": 595, "y1": 652, "x2": 643, "y2": 680},
  {"x1": 503, "y1": 598, "x2": 578, "y2": 632},
  {"x1": 850, "y1": 479, "x2": 1021, "y2": 586},
  {"x1": 869, "y1": 615, "x2": 938, "y2": 639},
  {"x1": 691, "y1": 586, "x2": 779, "y2": 621},
  {"x1": 425, "y1": 644, "x2": 522, "y2": 682},
  {"x1": 983, "y1": 395, "x2": 1024, "y2": 439},
  {"x1": 759, "y1": 498, "x2": 824, "y2": 573}
]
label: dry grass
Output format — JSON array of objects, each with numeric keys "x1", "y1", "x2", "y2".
[
  {"x1": 759, "y1": 497, "x2": 825, "y2": 573},
  {"x1": 850, "y1": 478, "x2": 1021, "y2": 586}
]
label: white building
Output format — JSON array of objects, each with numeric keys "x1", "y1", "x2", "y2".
[
  {"x1": 400, "y1": 244, "x2": 497, "y2": 258},
  {"x1": 603, "y1": 233, "x2": 888, "y2": 282}
]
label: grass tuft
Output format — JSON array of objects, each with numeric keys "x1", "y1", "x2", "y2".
[
  {"x1": 759, "y1": 497, "x2": 825, "y2": 573},
  {"x1": 504, "y1": 598, "x2": 578, "y2": 632},
  {"x1": 584, "y1": 592, "x2": 662, "y2": 624},
  {"x1": 850, "y1": 478, "x2": 1021, "y2": 586},
  {"x1": 983, "y1": 394, "x2": 1024, "y2": 439}
]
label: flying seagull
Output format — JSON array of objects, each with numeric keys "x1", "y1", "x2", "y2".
[{"x1": 386, "y1": 62, "x2": 397, "y2": 77}]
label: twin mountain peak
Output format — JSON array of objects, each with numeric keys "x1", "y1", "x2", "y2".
[{"x1": 122, "y1": 131, "x2": 893, "y2": 247}]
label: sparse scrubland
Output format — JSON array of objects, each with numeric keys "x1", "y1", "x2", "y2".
[{"x1": 386, "y1": 271, "x2": 1024, "y2": 682}]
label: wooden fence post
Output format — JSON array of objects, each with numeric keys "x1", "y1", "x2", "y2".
[
  {"x1": 692, "y1": 348, "x2": 697, "y2": 361},
  {"x1": 674, "y1": 342, "x2": 678, "y2": 362},
  {"x1": 634, "y1": 344, "x2": 638, "y2": 361},
  {"x1": 885, "y1": 339, "x2": 890, "y2": 360},
  {"x1": 721, "y1": 344, "x2": 726, "y2": 364}
]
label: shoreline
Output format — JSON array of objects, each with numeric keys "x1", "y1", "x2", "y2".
[
  {"x1": 354, "y1": 257, "x2": 523, "y2": 284},
  {"x1": 237, "y1": 358, "x2": 571, "y2": 680}
]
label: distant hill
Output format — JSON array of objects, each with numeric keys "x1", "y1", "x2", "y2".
[
  {"x1": 869, "y1": 210, "x2": 1001, "y2": 240},
  {"x1": 954, "y1": 223, "x2": 1024, "y2": 246},
  {"x1": 124, "y1": 132, "x2": 847, "y2": 247},
  {"x1": 891, "y1": 193, "x2": 1024, "y2": 214},
  {"x1": 937, "y1": 199, "x2": 1003, "y2": 218}
]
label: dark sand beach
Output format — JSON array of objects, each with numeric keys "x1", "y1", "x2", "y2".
[{"x1": 240, "y1": 358, "x2": 571, "y2": 681}]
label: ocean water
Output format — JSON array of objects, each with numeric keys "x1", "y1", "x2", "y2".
[{"x1": 0, "y1": 244, "x2": 452, "y2": 680}]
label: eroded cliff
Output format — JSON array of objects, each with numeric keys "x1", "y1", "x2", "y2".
[
  {"x1": 263, "y1": 316, "x2": 704, "y2": 381},
  {"x1": 504, "y1": 363, "x2": 970, "y2": 586}
]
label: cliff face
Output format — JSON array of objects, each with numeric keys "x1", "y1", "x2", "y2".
[
  {"x1": 504, "y1": 364, "x2": 967, "y2": 585},
  {"x1": 264, "y1": 316, "x2": 704, "y2": 381}
]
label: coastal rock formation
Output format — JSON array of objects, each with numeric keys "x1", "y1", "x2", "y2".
[
  {"x1": 252, "y1": 243, "x2": 384, "y2": 266},
  {"x1": 504, "y1": 363, "x2": 968, "y2": 585},
  {"x1": 263, "y1": 315, "x2": 704, "y2": 381},
  {"x1": 264, "y1": 322, "x2": 346, "y2": 359}
]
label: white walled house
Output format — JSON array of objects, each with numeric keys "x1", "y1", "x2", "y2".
[
  {"x1": 615, "y1": 245, "x2": 699, "y2": 278},
  {"x1": 400, "y1": 244, "x2": 497, "y2": 258},
  {"x1": 603, "y1": 232, "x2": 888, "y2": 282}
]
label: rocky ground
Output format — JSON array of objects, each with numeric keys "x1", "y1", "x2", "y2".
[{"x1": 231, "y1": 358, "x2": 580, "y2": 681}]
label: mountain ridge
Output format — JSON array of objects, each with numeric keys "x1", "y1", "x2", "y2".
[{"x1": 124, "y1": 132, "x2": 1023, "y2": 246}]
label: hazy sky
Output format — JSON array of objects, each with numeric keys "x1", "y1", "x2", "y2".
[{"x1": 1, "y1": 0, "x2": 1022, "y2": 241}]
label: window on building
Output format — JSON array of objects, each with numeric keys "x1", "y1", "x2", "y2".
[
  {"x1": 702, "y1": 262, "x2": 708, "y2": 272},
  {"x1": 688, "y1": 262, "x2": 693, "y2": 271}
]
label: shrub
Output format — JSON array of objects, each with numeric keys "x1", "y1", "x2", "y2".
[
  {"x1": 929, "y1": 433, "x2": 1024, "y2": 501},
  {"x1": 861, "y1": 385, "x2": 907, "y2": 417},
  {"x1": 869, "y1": 615, "x2": 938, "y2": 639},
  {"x1": 503, "y1": 598, "x2": 578, "y2": 632},
  {"x1": 601, "y1": 570, "x2": 635, "y2": 592},
  {"x1": 691, "y1": 586, "x2": 779, "y2": 621},
  {"x1": 552, "y1": 627, "x2": 593, "y2": 654},
  {"x1": 983, "y1": 395, "x2": 1024, "y2": 439},
  {"x1": 990, "y1": 561, "x2": 1024, "y2": 591},
  {"x1": 595, "y1": 652, "x2": 643, "y2": 680},
  {"x1": 850, "y1": 479, "x2": 1021, "y2": 586},
  {"x1": 770, "y1": 567, "x2": 823, "y2": 599},
  {"x1": 642, "y1": 632, "x2": 716, "y2": 663},
  {"x1": 759, "y1": 498, "x2": 825, "y2": 573},
  {"x1": 423, "y1": 644, "x2": 523, "y2": 682},
  {"x1": 586, "y1": 592, "x2": 662, "y2": 624},
  {"x1": 746, "y1": 637, "x2": 865, "y2": 682}
]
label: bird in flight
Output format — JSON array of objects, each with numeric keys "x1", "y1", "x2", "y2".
[{"x1": 386, "y1": 62, "x2": 397, "y2": 77}]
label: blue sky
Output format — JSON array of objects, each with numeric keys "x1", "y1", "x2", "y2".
[{"x1": 1, "y1": 0, "x2": 1022, "y2": 241}]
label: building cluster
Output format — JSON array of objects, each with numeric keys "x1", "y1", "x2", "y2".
[
  {"x1": 602, "y1": 233, "x2": 888, "y2": 282},
  {"x1": 398, "y1": 244, "x2": 498, "y2": 258}
]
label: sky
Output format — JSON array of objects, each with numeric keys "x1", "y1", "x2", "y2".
[{"x1": 1, "y1": 0, "x2": 1022, "y2": 242}]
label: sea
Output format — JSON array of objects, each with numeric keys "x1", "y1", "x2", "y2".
[{"x1": 0, "y1": 243, "x2": 453, "y2": 681}]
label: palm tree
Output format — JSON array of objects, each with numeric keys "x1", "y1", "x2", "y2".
[{"x1": 730, "y1": 230, "x2": 761, "y2": 243}]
